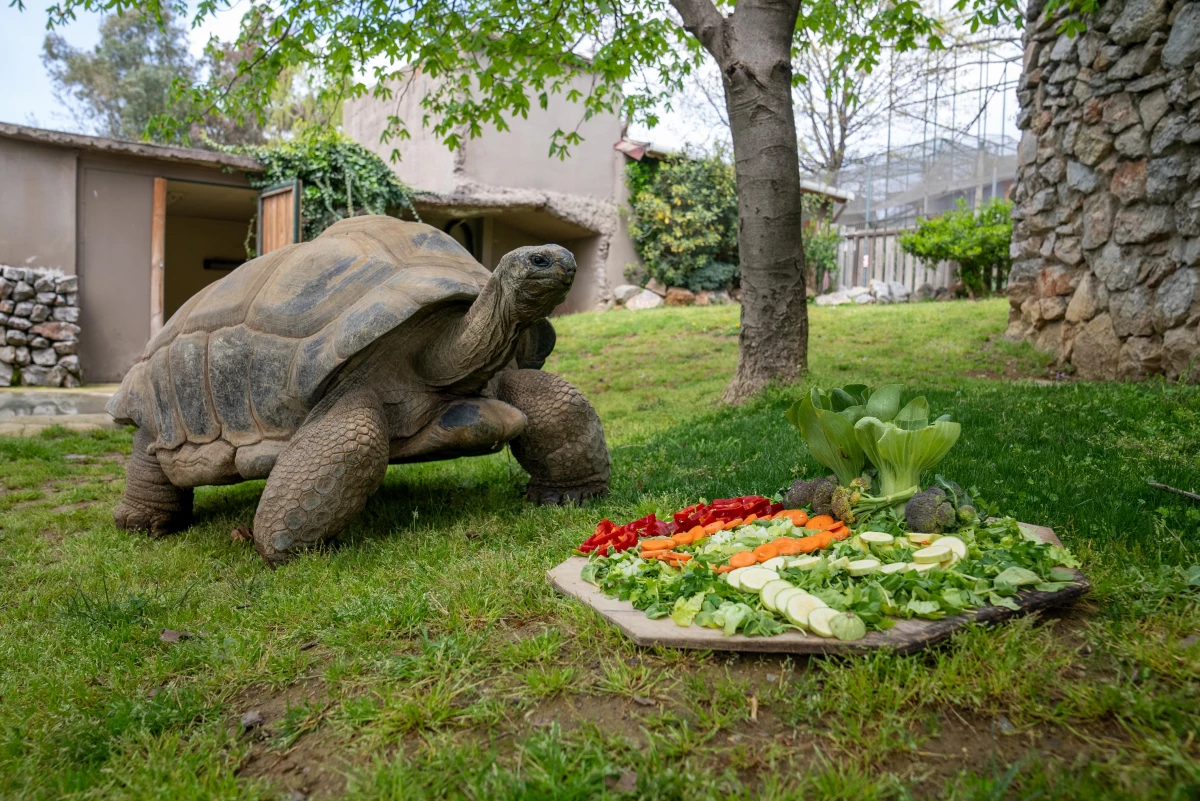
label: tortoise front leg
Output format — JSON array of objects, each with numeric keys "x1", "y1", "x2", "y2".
[
  {"x1": 493, "y1": 369, "x2": 610, "y2": 505},
  {"x1": 113, "y1": 428, "x2": 193, "y2": 537},
  {"x1": 252, "y1": 389, "x2": 390, "y2": 567}
]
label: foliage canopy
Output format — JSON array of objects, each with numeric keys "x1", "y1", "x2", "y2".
[{"x1": 900, "y1": 199, "x2": 1013, "y2": 296}]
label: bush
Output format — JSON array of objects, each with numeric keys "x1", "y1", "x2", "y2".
[
  {"x1": 625, "y1": 152, "x2": 739, "y2": 292},
  {"x1": 899, "y1": 199, "x2": 1013, "y2": 297},
  {"x1": 236, "y1": 131, "x2": 417, "y2": 243},
  {"x1": 802, "y1": 195, "x2": 841, "y2": 293}
]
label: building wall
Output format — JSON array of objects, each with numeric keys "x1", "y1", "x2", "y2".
[
  {"x1": 164, "y1": 216, "x2": 253, "y2": 320},
  {"x1": 342, "y1": 71, "x2": 459, "y2": 195},
  {"x1": 1006, "y1": 0, "x2": 1200, "y2": 381},
  {"x1": 0, "y1": 138, "x2": 78, "y2": 273},
  {"x1": 78, "y1": 166, "x2": 154, "y2": 383}
]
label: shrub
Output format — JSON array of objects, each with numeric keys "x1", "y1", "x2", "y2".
[
  {"x1": 625, "y1": 152, "x2": 739, "y2": 292},
  {"x1": 900, "y1": 199, "x2": 1013, "y2": 297},
  {"x1": 802, "y1": 195, "x2": 841, "y2": 293}
]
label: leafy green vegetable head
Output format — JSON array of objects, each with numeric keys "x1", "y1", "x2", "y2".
[
  {"x1": 854, "y1": 395, "x2": 961, "y2": 496},
  {"x1": 786, "y1": 392, "x2": 866, "y2": 487}
]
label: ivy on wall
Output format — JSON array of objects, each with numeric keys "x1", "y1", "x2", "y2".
[{"x1": 234, "y1": 132, "x2": 418, "y2": 244}]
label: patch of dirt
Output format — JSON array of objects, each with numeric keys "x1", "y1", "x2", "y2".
[
  {"x1": 50, "y1": 501, "x2": 96, "y2": 514},
  {"x1": 962, "y1": 335, "x2": 1060, "y2": 382},
  {"x1": 231, "y1": 678, "x2": 350, "y2": 800},
  {"x1": 40, "y1": 529, "x2": 62, "y2": 545}
]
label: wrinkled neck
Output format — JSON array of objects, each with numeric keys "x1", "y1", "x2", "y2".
[{"x1": 426, "y1": 280, "x2": 524, "y2": 387}]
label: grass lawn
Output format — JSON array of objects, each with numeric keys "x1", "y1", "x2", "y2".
[{"x1": 1, "y1": 298, "x2": 1198, "y2": 800}]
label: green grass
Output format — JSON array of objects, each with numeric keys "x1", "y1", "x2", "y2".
[{"x1": 1, "y1": 298, "x2": 1198, "y2": 800}]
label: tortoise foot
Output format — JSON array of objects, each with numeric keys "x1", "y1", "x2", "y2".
[
  {"x1": 526, "y1": 482, "x2": 609, "y2": 506},
  {"x1": 113, "y1": 501, "x2": 190, "y2": 538}
]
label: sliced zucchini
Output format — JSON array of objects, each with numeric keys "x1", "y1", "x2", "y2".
[
  {"x1": 784, "y1": 592, "x2": 828, "y2": 629},
  {"x1": 937, "y1": 536, "x2": 967, "y2": 561},
  {"x1": 913, "y1": 544, "x2": 951, "y2": 564},
  {"x1": 859, "y1": 532, "x2": 894, "y2": 546},
  {"x1": 911, "y1": 560, "x2": 939, "y2": 573},
  {"x1": 787, "y1": 556, "x2": 823, "y2": 571},
  {"x1": 807, "y1": 606, "x2": 840, "y2": 638},
  {"x1": 907, "y1": 533, "x2": 935, "y2": 546},
  {"x1": 829, "y1": 556, "x2": 852, "y2": 571},
  {"x1": 761, "y1": 579, "x2": 794, "y2": 612},
  {"x1": 725, "y1": 567, "x2": 749, "y2": 591},
  {"x1": 739, "y1": 568, "x2": 779, "y2": 592},
  {"x1": 847, "y1": 558, "x2": 881, "y2": 577},
  {"x1": 772, "y1": 587, "x2": 805, "y2": 614},
  {"x1": 761, "y1": 556, "x2": 788, "y2": 572},
  {"x1": 878, "y1": 562, "x2": 910, "y2": 575}
]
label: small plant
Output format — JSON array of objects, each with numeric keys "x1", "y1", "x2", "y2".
[{"x1": 900, "y1": 198, "x2": 1013, "y2": 297}]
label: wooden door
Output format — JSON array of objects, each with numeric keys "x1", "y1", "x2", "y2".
[{"x1": 257, "y1": 180, "x2": 301, "y2": 255}]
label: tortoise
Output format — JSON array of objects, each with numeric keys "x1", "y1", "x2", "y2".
[{"x1": 107, "y1": 215, "x2": 609, "y2": 566}]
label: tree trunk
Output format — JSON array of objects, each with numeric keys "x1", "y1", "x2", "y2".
[{"x1": 670, "y1": 0, "x2": 807, "y2": 404}]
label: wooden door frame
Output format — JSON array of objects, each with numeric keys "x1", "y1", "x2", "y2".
[
  {"x1": 150, "y1": 177, "x2": 167, "y2": 336},
  {"x1": 257, "y1": 179, "x2": 302, "y2": 256}
]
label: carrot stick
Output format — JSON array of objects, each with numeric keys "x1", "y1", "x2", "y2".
[
  {"x1": 742, "y1": 514, "x2": 758, "y2": 524},
  {"x1": 722, "y1": 518, "x2": 744, "y2": 530},
  {"x1": 729, "y1": 551, "x2": 758, "y2": 569},
  {"x1": 640, "y1": 538, "x2": 675, "y2": 551}
]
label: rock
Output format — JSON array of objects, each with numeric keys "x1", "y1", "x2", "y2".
[
  {"x1": 1110, "y1": 160, "x2": 1147, "y2": 204},
  {"x1": 1073, "y1": 124, "x2": 1112, "y2": 166},
  {"x1": 1163, "y1": 326, "x2": 1199, "y2": 380},
  {"x1": 29, "y1": 304, "x2": 50, "y2": 323},
  {"x1": 1082, "y1": 193, "x2": 1118, "y2": 249},
  {"x1": 34, "y1": 292, "x2": 56, "y2": 305},
  {"x1": 1073, "y1": 313, "x2": 1122, "y2": 379},
  {"x1": 1066, "y1": 272, "x2": 1108, "y2": 322},
  {"x1": 1093, "y1": 241, "x2": 1139, "y2": 290},
  {"x1": 1, "y1": 266, "x2": 27, "y2": 281},
  {"x1": 1139, "y1": 89, "x2": 1169, "y2": 132},
  {"x1": 1042, "y1": 295, "x2": 1068, "y2": 321},
  {"x1": 0, "y1": 300, "x2": 12, "y2": 314},
  {"x1": 13, "y1": 347, "x2": 30, "y2": 366},
  {"x1": 709, "y1": 289, "x2": 733, "y2": 305},
  {"x1": 59, "y1": 355, "x2": 81, "y2": 373},
  {"x1": 935, "y1": 287, "x2": 954, "y2": 301},
  {"x1": 1066, "y1": 160, "x2": 1100, "y2": 193},
  {"x1": 0, "y1": 346, "x2": 14, "y2": 364},
  {"x1": 53, "y1": 340, "x2": 78, "y2": 356},
  {"x1": 869, "y1": 279, "x2": 893, "y2": 303},
  {"x1": 54, "y1": 275, "x2": 78, "y2": 293},
  {"x1": 32, "y1": 276, "x2": 54, "y2": 293},
  {"x1": 855, "y1": 293, "x2": 876, "y2": 304},
  {"x1": 240, "y1": 710, "x2": 265, "y2": 731},
  {"x1": 1154, "y1": 268, "x2": 1197, "y2": 330},
  {"x1": 51, "y1": 306, "x2": 80, "y2": 323},
  {"x1": 1162, "y1": 1, "x2": 1200, "y2": 69},
  {"x1": 912, "y1": 282, "x2": 935, "y2": 301},
  {"x1": 1150, "y1": 113, "x2": 1187, "y2": 154},
  {"x1": 645, "y1": 278, "x2": 668, "y2": 297},
  {"x1": 624, "y1": 289, "x2": 664, "y2": 310},
  {"x1": 1102, "y1": 92, "x2": 1139, "y2": 130},
  {"x1": 1113, "y1": 205, "x2": 1174, "y2": 243},
  {"x1": 1037, "y1": 265, "x2": 1075, "y2": 296},
  {"x1": 1109, "y1": 0, "x2": 1168, "y2": 46},
  {"x1": 888, "y1": 281, "x2": 911, "y2": 302},
  {"x1": 28, "y1": 321, "x2": 81, "y2": 341},
  {"x1": 0, "y1": 362, "x2": 11, "y2": 387},
  {"x1": 693, "y1": 290, "x2": 712, "y2": 306},
  {"x1": 31, "y1": 348, "x2": 57, "y2": 367},
  {"x1": 19, "y1": 365, "x2": 51, "y2": 387},
  {"x1": 611, "y1": 284, "x2": 641, "y2": 303},
  {"x1": 13, "y1": 301, "x2": 33, "y2": 317},
  {"x1": 1118, "y1": 335, "x2": 1164, "y2": 378},
  {"x1": 7, "y1": 317, "x2": 31, "y2": 331},
  {"x1": 1109, "y1": 286, "x2": 1155, "y2": 336},
  {"x1": 1054, "y1": 236, "x2": 1084, "y2": 265},
  {"x1": 6, "y1": 330, "x2": 28, "y2": 346},
  {"x1": 664, "y1": 287, "x2": 696, "y2": 306},
  {"x1": 1115, "y1": 126, "x2": 1149, "y2": 158},
  {"x1": 815, "y1": 291, "x2": 852, "y2": 306}
]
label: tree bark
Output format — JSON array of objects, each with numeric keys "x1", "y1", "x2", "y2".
[{"x1": 670, "y1": 0, "x2": 807, "y2": 404}]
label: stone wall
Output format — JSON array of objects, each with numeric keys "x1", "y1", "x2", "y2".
[
  {"x1": 1007, "y1": 0, "x2": 1200, "y2": 380},
  {"x1": 0, "y1": 266, "x2": 82, "y2": 387}
]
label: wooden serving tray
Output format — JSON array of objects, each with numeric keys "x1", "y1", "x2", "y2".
[{"x1": 548, "y1": 523, "x2": 1088, "y2": 656}]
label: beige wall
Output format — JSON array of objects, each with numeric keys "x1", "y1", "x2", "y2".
[
  {"x1": 343, "y1": 71, "x2": 459, "y2": 195},
  {"x1": 78, "y1": 166, "x2": 154, "y2": 383},
  {"x1": 0, "y1": 138, "x2": 77, "y2": 272},
  {"x1": 164, "y1": 216, "x2": 253, "y2": 320}
]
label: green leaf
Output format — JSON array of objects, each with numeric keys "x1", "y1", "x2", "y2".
[
  {"x1": 866, "y1": 384, "x2": 904, "y2": 422},
  {"x1": 855, "y1": 416, "x2": 961, "y2": 496},
  {"x1": 905, "y1": 598, "x2": 943, "y2": 618},
  {"x1": 988, "y1": 592, "x2": 1021, "y2": 611},
  {"x1": 1049, "y1": 567, "x2": 1076, "y2": 582},
  {"x1": 894, "y1": 396, "x2": 930, "y2": 430},
  {"x1": 670, "y1": 593, "x2": 706, "y2": 627},
  {"x1": 994, "y1": 567, "x2": 1042, "y2": 587},
  {"x1": 787, "y1": 396, "x2": 865, "y2": 486}
]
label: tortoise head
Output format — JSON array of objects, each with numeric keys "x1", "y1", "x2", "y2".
[{"x1": 493, "y1": 245, "x2": 577, "y2": 320}]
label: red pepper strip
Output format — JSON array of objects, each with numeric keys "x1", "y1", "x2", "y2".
[{"x1": 767, "y1": 502, "x2": 784, "y2": 516}]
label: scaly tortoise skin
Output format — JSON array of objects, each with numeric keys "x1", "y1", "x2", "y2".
[{"x1": 107, "y1": 216, "x2": 609, "y2": 566}]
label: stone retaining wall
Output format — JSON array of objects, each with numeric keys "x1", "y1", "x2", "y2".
[
  {"x1": 0, "y1": 266, "x2": 82, "y2": 387},
  {"x1": 1007, "y1": 0, "x2": 1200, "y2": 380}
]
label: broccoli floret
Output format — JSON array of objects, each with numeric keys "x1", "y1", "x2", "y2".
[
  {"x1": 810, "y1": 476, "x2": 839, "y2": 515},
  {"x1": 785, "y1": 479, "x2": 816, "y2": 509},
  {"x1": 831, "y1": 486, "x2": 856, "y2": 523},
  {"x1": 849, "y1": 476, "x2": 871, "y2": 492},
  {"x1": 957, "y1": 504, "x2": 978, "y2": 525},
  {"x1": 905, "y1": 487, "x2": 957, "y2": 533}
]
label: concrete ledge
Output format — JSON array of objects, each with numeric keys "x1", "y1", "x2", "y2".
[{"x1": 0, "y1": 414, "x2": 120, "y2": 437}]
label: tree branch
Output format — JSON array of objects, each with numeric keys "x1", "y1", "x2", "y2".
[{"x1": 668, "y1": 0, "x2": 725, "y2": 62}]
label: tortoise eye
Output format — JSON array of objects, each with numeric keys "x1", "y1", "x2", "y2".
[{"x1": 530, "y1": 253, "x2": 550, "y2": 268}]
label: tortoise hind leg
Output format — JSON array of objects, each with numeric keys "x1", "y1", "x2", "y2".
[
  {"x1": 252, "y1": 389, "x2": 390, "y2": 567},
  {"x1": 493, "y1": 369, "x2": 610, "y2": 505},
  {"x1": 114, "y1": 429, "x2": 194, "y2": 537}
]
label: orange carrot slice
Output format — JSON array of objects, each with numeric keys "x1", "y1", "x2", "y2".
[
  {"x1": 783, "y1": 510, "x2": 809, "y2": 526},
  {"x1": 716, "y1": 564, "x2": 736, "y2": 574},
  {"x1": 722, "y1": 518, "x2": 744, "y2": 530},
  {"x1": 640, "y1": 538, "x2": 675, "y2": 551},
  {"x1": 774, "y1": 538, "x2": 803, "y2": 556},
  {"x1": 729, "y1": 551, "x2": 758, "y2": 569},
  {"x1": 753, "y1": 542, "x2": 780, "y2": 562},
  {"x1": 703, "y1": 522, "x2": 724, "y2": 535},
  {"x1": 805, "y1": 514, "x2": 835, "y2": 531}
]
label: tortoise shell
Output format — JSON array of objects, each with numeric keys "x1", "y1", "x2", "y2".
[{"x1": 108, "y1": 216, "x2": 489, "y2": 451}]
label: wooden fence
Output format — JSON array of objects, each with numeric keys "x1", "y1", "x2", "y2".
[{"x1": 827, "y1": 228, "x2": 956, "y2": 294}]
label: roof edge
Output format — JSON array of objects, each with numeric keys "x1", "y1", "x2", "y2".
[{"x1": 0, "y1": 122, "x2": 264, "y2": 173}]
